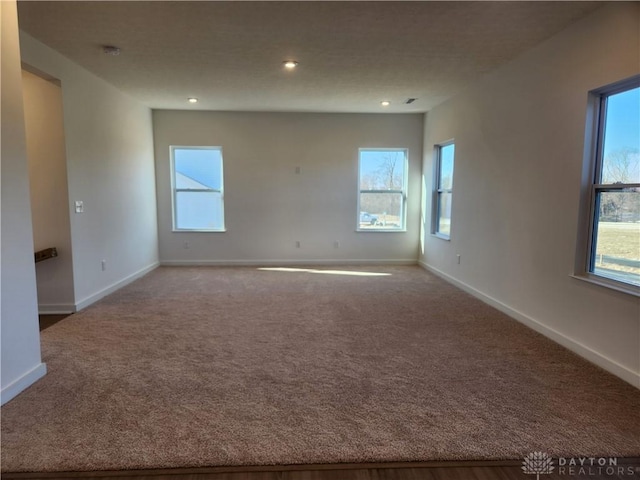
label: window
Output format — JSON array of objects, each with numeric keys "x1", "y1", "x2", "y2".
[
  {"x1": 171, "y1": 146, "x2": 225, "y2": 231},
  {"x1": 433, "y1": 142, "x2": 455, "y2": 239},
  {"x1": 583, "y1": 77, "x2": 639, "y2": 290},
  {"x1": 357, "y1": 149, "x2": 408, "y2": 231}
]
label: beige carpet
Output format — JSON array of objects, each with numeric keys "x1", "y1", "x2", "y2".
[{"x1": 2, "y1": 266, "x2": 639, "y2": 472}]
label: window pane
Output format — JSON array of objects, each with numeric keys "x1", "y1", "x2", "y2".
[
  {"x1": 359, "y1": 192, "x2": 403, "y2": 229},
  {"x1": 601, "y1": 87, "x2": 640, "y2": 184},
  {"x1": 592, "y1": 190, "x2": 640, "y2": 286},
  {"x1": 176, "y1": 191, "x2": 224, "y2": 230},
  {"x1": 437, "y1": 192, "x2": 452, "y2": 237},
  {"x1": 174, "y1": 148, "x2": 222, "y2": 189},
  {"x1": 360, "y1": 150, "x2": 406, "y2": 190},
  {"x1": 439, "y1": 144, "x2": 455, "y2": 190}
]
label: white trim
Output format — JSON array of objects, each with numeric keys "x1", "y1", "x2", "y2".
[
  {"x1": 172, "y1": 228, "x2": 227, "y2": 233},
  {"x1": 38, "y1": 304, "x2": 76, "y2": 315},
  {"x1": 161, "y1": 259, "x2": 418, "y2": 267},
  {"x1": 355, "y1": 228, "x2": 407, "y2": 233},
  {"x1": 74, "y1": 262, "x2": 159, "y2": 311},
  {"x1": 418, "y1": 261, "x2": 640, "y2": 389},
  {"x1": 571, "y1": 273, "x2": 640, "y2": 298},
  {"x1": 431, "y1": 233, "x2": 451, "y2": 241},
  {"x1": 1, "y1": 363, "x2": 47, "y2": 406}
]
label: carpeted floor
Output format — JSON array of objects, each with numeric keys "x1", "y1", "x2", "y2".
[{"x1": 2, "y1": 266, "x2": 639, "y2": 473}]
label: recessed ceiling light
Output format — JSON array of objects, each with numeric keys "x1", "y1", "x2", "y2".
[
  {"x1": 187, "y1": 98, "x2": 198, "y2": 103},
  {"x1": 102, "y1": 45, "x2": 121, "y2": 56},
  {"x1": 381, "y1": 101, "x2": 390, "y2": 107},
  {"x1": 283, "y1": 60, "x2": 299, "y2": 69}
]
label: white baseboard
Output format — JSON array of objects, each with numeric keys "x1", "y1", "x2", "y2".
[
  {"x1": 160, "y1": 259, "x2": 418, "y2": 267},
  {"x1": 418, "y1": 261, "x2": 640, "y2": 388},
  {"x1": 1, "y1": 362, "x2": 47, "y2": 405},
  {"x1": 74, "y1": 262, "x2": 159, "y2": 311},
  {"x1": 38, "y1": 304, "x2": 76, "y2": 315}
]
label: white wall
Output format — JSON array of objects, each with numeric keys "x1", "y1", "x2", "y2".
[
  {"x1": 1, "y1": 1, "x2": 46, "y2": 405},
  {"x1": 19, "y1": 33, "x2": 160, "y2": 310},
  {"x1": 420, "y1": 2, "x2": 640, "y2": 386},
  {"x1": 22, "y1": 69, "x2": 75, "y2": 313},
  {"x1": 154, "y1": 111, "x2": 423, "y2": 264}
]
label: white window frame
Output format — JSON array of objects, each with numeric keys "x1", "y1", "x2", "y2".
[
  {"x1": 573, "y1": 75, "x2": 640, "y2": 296},
  {"x1": 170, "y1": 145, "x2": 226, "y2": 232},
  {"x1": 432, "y1": 141, "x2": 455, "y2": 240},
  {"x1": 356, "y1": 148, "x2": 408, "y2": 232}
]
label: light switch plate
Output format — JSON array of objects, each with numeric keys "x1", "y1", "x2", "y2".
[{"x1": 75, "y1": 201, "x2": 84, "y2": 213}]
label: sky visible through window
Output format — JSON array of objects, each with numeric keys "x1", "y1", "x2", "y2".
[
  {"x1": 359, "y1": 149, "x2": 406, "y2": 190},
  {"x1": 174, "y1": 148, "x2": 222, "y2": 189},
  {"x1": 603, "y1": 87, "x2": 639, "y2": 159},
  {"x1": 439, "y1": 144, "x2": 454, "y2": 189}
]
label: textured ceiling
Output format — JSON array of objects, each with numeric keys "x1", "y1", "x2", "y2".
[{"x1": 17, "y1": 1, "x2": 602, "y2": 113}]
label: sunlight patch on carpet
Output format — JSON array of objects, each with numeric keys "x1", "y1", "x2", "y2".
[{"x1": 258, "y1": 267, "x2": 392, "y2": 277}]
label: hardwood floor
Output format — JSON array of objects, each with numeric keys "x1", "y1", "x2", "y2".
[{"x1": 5, "y1": 459, "x2": 639, "y2": 480}]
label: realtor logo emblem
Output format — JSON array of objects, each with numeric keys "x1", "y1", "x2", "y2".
[{"x1": 522, "y1": 452, "x2": 555, "y2": 479}]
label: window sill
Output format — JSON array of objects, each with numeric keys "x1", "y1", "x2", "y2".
[
  {"x1": 356, "y1": 229, "x2": 406, "y2": 233},
  {"x1": 570, "y1": 273, "x2": 640, "y2": 298},
  {"x1": 432, "y1": 233, "x2": 451, "y2": 241},
  {"x1": 172, "y1": 229, "x2": 227, "y2": 233}
]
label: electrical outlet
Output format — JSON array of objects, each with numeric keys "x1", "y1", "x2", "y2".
[
  {"x1": 101, "y1": 259, "x2": 107, "y2": 271},
  {"x1": 334, "y1": 240, "x2": 340, "y2": 248},
  {"x1": 183, "y1": 241, "x2": 190, "y2": 249},
  {"x1": 457, "y1": 254, "x2": 461, "y2": 265},
  {"x1": 295, "y1": 241, "x2": 301, "y2": 248},
  {"x1": 74, "y1": 201, "x2": 84, "y2": 213}
]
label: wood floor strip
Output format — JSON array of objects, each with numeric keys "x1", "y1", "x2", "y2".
[
  {"x1": 3, "y1": 467, "x2": 636, "y2": 480},
  {"x1": 4, "y1": 458, "x2": 639, "y2": 480},
  {"x1": 1, "y1": 460, "x2": 523, "y2": 478}
]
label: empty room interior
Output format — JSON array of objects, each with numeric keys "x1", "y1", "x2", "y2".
[{"x1": 1, "y1": 1, "x2": 639, "y2": 479}]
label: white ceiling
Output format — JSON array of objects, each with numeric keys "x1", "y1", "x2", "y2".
[{"x1": 17, "y1": 1, "x2": 601, "y2": 113}]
